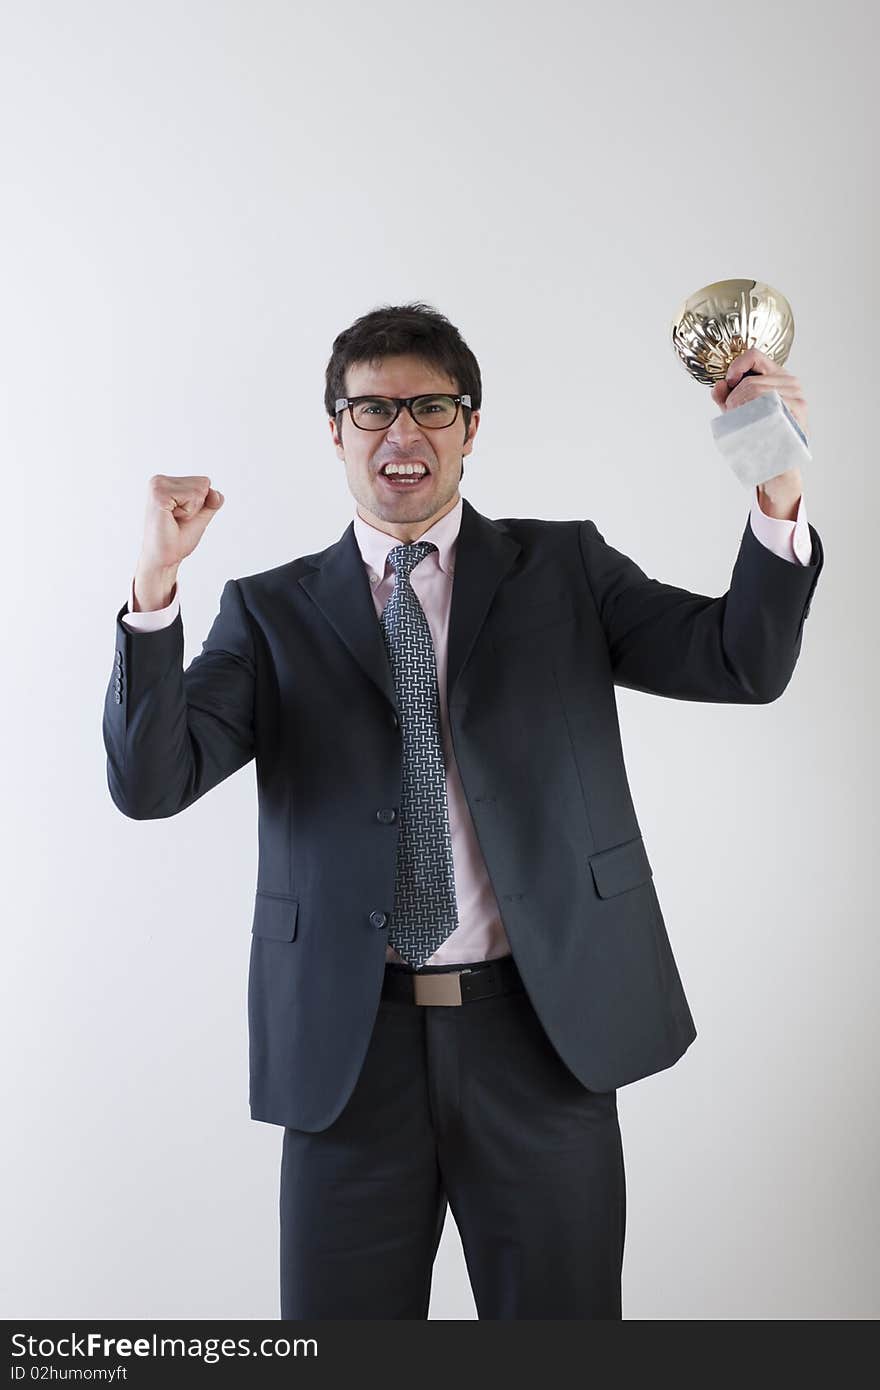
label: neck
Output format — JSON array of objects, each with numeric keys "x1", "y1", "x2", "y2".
[{"x1": 356, "y1": 491, "x2": 459, "y2": 543}]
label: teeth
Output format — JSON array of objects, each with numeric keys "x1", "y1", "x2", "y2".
[{"x1": 383, "y1": 463, "x2": 427, "y2": 476}]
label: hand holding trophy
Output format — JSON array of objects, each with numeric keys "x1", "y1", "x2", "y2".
[{"x1": 670, "y1": 278, "x2": 811, "y2": 488}]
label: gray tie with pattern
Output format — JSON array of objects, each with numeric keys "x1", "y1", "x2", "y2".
[{"x1": 379, "y1": 541, "x2": 460, "y2": 967}]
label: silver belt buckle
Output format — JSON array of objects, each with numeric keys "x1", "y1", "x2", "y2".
[{"x1": 413, "y1": 969, "x2": 469, "y2": 1006}]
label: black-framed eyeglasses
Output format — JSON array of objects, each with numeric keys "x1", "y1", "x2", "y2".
[{"x1": 335, "y1": 393, "x2": 472, "y2": 430}]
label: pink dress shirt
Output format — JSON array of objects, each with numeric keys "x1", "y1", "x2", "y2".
[{"x1": 121, "y1": 488, "x2": 813, "y2": 966}]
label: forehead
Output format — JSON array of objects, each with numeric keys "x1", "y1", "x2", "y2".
[{"x1": 345, "y1": 354, "x2": 457, "y2": 396}]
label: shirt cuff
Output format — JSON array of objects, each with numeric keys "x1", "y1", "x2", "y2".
[
  {"x1": 121, "y1": 575, "x2": 181, "y2": 631},
  {"x1": 749, "y1": 489, "x2": 813, "y2": 565}
]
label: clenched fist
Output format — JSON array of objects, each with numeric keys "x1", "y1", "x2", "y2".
[
  {"x1": 138, "y1": 474, "x2": 225, "y2": 571},
  {"x1": 132, "y1": 475, "x2": 225, "y2": 611},
  {"x1": 711, "y1": 348, "x2": 809, "y2": 441}
]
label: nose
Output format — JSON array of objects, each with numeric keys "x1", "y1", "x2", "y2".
[{"x1": 385, "y1": 403, "x2": 426, "y2": 445}]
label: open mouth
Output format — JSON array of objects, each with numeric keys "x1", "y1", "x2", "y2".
[{"x1": 378, "y1": 464, "x2": 431, "y2": 490}]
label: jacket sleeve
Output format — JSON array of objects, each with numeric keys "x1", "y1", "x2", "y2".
[
  {"x1": 103, "y1": 577, "x2": 256, "y2": 819},
  {"x1": 578, "y1": 513, "x2": 824, "y2": 703}
]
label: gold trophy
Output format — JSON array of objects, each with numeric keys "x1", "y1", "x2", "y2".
[
  {"x1": 670, "y1": 278, "x2": 808, "y2": 487},
  {"x1": 670, "y1": 278, "x2": 794, "y2": 385}
]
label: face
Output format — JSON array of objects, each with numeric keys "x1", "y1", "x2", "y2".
[{"x1": 328, "y1": 353, "x2": 480, "y2": 542}]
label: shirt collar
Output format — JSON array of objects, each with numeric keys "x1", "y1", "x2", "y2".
[{"x1": 353, "y1": 494, "x2": 462, "y2": 584}]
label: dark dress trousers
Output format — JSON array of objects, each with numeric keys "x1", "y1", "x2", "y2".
[{"x1": 104, "y1": 498, "x2": 823, "y2": 1132}]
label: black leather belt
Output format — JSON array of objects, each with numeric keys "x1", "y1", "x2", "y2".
[{"x1": 381, "y1": 953, "x2": 525, "y2": 1007}]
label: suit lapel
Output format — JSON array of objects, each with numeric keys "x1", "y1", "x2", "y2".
[
  {"x1": 446, "y1": 497, "x2": 521, "y2": 702},
  {"x1": 297, "y1": 518, "x2": 397, "y2": 709},
  {"x1": 298, "y1": 496, "x2": 521, "y2": 712}
]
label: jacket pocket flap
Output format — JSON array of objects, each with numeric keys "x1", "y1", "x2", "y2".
[
  {"x1": 252, "y1": 892, "x2": 299, "y2": 941},
  {"x1": 589, "y1": 835, "x2": 653, "y2": 898},
  {"x1": 491, "y1": 591, "x2": 575, "y2": 639}
]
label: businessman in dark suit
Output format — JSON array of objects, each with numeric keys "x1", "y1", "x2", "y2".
[{"x1": 104, "y1": 302, "x2": 823, "y2": 1320}]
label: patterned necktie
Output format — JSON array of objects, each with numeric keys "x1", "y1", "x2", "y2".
[{"x1": 378, "y1": 541, "x2": 460, "y2": 968}]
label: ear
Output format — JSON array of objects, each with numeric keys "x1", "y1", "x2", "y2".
[
  {"x1": 329, "y1": 414, "x2": 345, "y2": 458},
  {"x1": 463, "y1": 409, "x2": 480, "y2": 455}
]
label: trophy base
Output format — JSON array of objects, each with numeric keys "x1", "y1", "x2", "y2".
[{"x1": 711, "y1": 389, "x2": 811, "y2": 487}]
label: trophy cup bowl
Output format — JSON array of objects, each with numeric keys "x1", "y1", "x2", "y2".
[{"x1": 670, "y1": 278, "x2": 795, "y2": 387}]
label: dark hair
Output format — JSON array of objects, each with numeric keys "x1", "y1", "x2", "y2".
[{"x1": 324, "y1": 302, "x2": 481, "y2": 478}]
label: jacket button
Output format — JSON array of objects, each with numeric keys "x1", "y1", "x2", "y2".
[
  {"x1": 114, "y1": 678, "x2": 123, "y2": 691},
  {"x1": 376, "y1": 808, "x2": 397, "y2": 823},
  {"x1": 115, "y1": 653, "x2": 123, "y2": 667},
  {"x1": 369, "y1": 911, "x2": 387, "y2": 929},
  {"x1": 114, "y1": 693, "x2": 122, "y2": 704}
]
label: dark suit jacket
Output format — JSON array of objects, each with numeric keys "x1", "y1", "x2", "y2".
[{"x1": 103, "y1": 497, "x2": 824, "y2": 1130}]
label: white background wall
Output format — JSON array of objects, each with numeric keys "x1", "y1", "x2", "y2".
[{"x1": 1, "y1": 0, "x2": 876, "y2": 1320}]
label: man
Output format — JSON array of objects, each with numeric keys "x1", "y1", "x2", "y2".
[{"x1": 103, "y1": 302, "x2": 823, "y2": 1320}]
